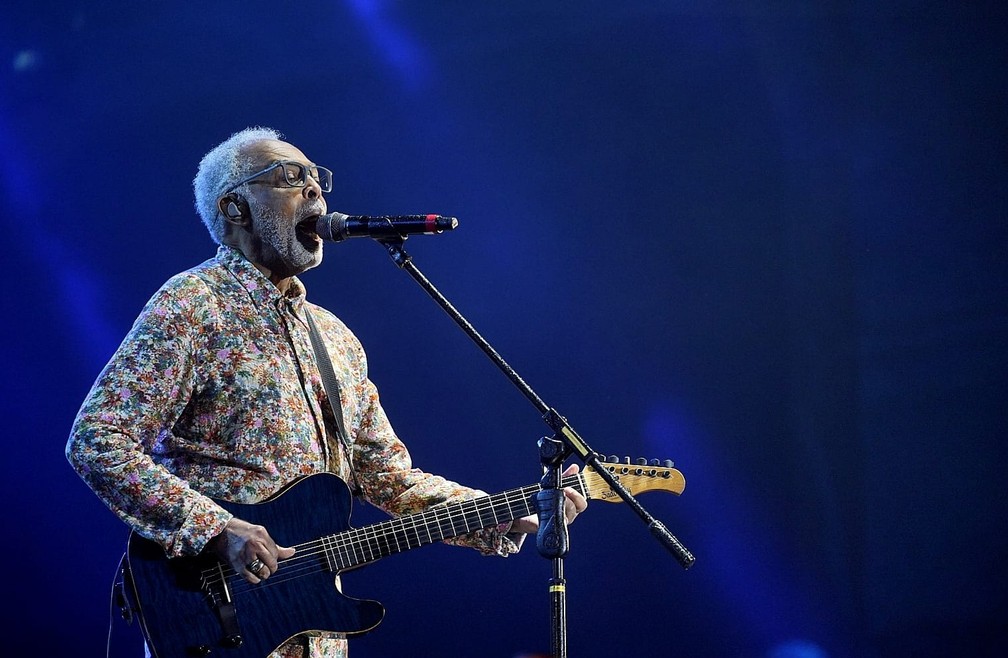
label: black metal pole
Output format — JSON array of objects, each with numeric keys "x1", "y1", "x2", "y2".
[
  {"x1": 379, "y1": 238, "x2": 695, "y2": 568},
  {"x1": 376, "y1": 238, "x2": 694, "y2": 656},
  {"x1": 536, "y1": 435, "x2": 570, "y2": 657}
]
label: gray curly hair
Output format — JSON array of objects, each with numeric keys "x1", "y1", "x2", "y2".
[{"x1": 193, "y1": 126, "x2": 282, "y2": 244}]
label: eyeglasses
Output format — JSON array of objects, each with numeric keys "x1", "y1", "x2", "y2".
[{"x1": 225, "y1": 160, "x2": 333, "y2": 194}]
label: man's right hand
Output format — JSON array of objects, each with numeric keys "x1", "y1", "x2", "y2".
[{"x1": 208, "y1": 517, "x2": 297, "y2": 584}]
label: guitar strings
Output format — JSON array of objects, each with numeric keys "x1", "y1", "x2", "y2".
[
  {"x1": 201, "y1": 474, "x2": 588, "y2": 599},
  {"x1": 214, "y1": 482, "x2": 543, "y2": 596}
]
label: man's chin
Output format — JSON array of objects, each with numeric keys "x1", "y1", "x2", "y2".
[
  {"x1": 306, "y1": 248, "x2": 323, "y2": 271},
  {"x1": 299, "y1": 242, "x2": 323, "y2": 272},
  {"x1": 273, "y1": 245, "x2": 322, "y2": 281}
]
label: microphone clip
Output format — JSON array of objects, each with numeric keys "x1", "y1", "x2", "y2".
[{"x1": 535, "y1": 435, "x2": 571, "y2": 559}]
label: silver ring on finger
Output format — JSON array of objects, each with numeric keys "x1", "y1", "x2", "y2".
[{"x1": 247, "y1": 558, "x2": 264, "y2": 574}]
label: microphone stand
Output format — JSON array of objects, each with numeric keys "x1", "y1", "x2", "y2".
[{"x1": 377, "y1": 237, "x2": 695, "y2": 657}]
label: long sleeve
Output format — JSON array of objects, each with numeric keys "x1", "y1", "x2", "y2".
[{"x1": 66, "y1": 278, "x2": 233, "y2": 557}]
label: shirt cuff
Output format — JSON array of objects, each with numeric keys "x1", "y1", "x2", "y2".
[
  {"x1": 168, "y1": 496, "x2": 233, "y2": 557},
  {"x1": 498, "y1": 521, "x2": 527, "y2": 554}
]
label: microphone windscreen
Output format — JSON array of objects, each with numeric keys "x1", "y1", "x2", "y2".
[{"x1": 316, "y1": 212, "x2": 349, "y2": 242}]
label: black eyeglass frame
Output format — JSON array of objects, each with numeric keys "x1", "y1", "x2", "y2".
[{"x1": 224, "y1": 160, "x2": 333, "y2": 194}]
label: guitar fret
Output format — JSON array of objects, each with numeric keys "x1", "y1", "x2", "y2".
[
  {"x1": 345, "y1": 529, "x2": 360, "y2": 565},
  {"x1": 387, "y1": 521, "x2": 402, "y2": 554},
  {"x1": 364, "y1": 526, "x2": 378, "y2": 561},
  {"x1": 352, "y1": 528, "x2": 369, "y2": 565},
  {"x1": 409, "y1": 512, "x2": 430, "y2": 547},
  {"x1": 389, "y1": 519, "x2": 408, "y2": 553},
  {"x1": 395, "y1": 516, "x2": 414, "y2": 550},
  {"x1": 472, "y1": 496, "x2": 495, "y2": 530},
  {"x1": 340, "y1": 533, "x2": 356, "y2": 568},
  {"x1": 448, "y1": 504, "x2": 464, "y2": 536},
  {"x1": 321, "y1": 534, "x2": 336, "y2": 572},
  {"x1": 336, "y1": 535, "x2": 346, "y2": 570},
  {"x1": 341, "y1": 531, "x2": 355, "y2": 568},
  {"x1": 404, "y1": 519, "x2": 419, "y2": 549},
  {"x1": 453, "y1": 502, "x2": 469, "y2": 533},
  {"x1": 364, "y1": 525, "x2": 381, "y2": 561},
  {"x1": 363, "y1": 525, "x2": 379, "y2": 559},
  {"x1": 485, "y1": 496, "x2": 500, "y2": 525},
  {"x1": 402, "y1": 517, "x2": 420, "y2": 549},
  {"x1": 374, "y1": 524, "x2": 390, "y2": 557},
  {"x1": 386, "y1": 527, "x2": 398, "y2": 555},
  {"x1": 419, "y1": 511, "x2": 435, "y2": 544},
  {"x1": 429, "y1": 506, "x2": 449, "y2": 539}
]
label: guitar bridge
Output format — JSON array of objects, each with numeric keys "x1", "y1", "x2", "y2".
[{"x1": 203, "y1": 562, "x2": 243, "y2": 649}]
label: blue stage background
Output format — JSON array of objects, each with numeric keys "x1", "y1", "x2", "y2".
[{"x1": 2, "y1": 3, "x2": 1005, "y2": 657}]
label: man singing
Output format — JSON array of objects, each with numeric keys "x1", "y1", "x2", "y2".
[{"x1": 67, "y1": 127, "x2": 586, "y2": 657}]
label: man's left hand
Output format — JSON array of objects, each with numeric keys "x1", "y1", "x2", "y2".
[{"x1": 510, "y1": 463, "x2": 588, "y2": 535}]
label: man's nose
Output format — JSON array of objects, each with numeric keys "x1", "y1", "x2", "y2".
[{"x1": 303, "y1": 176, "x2": 322, "y2": 199}]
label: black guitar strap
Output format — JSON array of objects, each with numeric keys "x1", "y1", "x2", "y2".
[{"x1": 305, "y1": 309, "x2": 363, "y2": 498}]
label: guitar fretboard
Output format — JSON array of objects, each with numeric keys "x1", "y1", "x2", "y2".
[{"x1": 320, "y1": 473, "x2": 584, "y2": 571}]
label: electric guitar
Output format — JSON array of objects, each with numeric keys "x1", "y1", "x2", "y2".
[{"x1": 124, "y1": 459, "x2": 685, "y2": 657}]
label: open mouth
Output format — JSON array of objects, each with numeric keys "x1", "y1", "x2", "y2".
[{"x1": 295, "y1": 216, "x2": 320, "y2": 245}]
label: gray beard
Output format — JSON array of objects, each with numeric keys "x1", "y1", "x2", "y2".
[{"x1": 251, "y1": 201, "x2": 324, "y2": 274}]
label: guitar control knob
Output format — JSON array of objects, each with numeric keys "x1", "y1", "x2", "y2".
[
  {"x1": 635, "y1": 457, "x2": 648, "y2": 466},
  {"x1": 649, "y1": 459, "x2": 660, "y2": 466},
  {"x1": 663, "y1": 459, "x2": 675, "y2": 468},
  {"x1": 608, "y1": 455, "x2": 620, "y2": 463}
]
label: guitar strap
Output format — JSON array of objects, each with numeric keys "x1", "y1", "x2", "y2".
[{"x1": 305, "y1": 309, "x2": 363, "y2": 498}]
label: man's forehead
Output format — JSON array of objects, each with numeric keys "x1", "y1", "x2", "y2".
[{"x1": 244, "y1": 139, "x2": 313, "y2": 165}]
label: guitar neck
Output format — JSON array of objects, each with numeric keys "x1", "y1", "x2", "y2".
[{"x1": 325, "y1": 474, "x2": 583, "y2": 571}]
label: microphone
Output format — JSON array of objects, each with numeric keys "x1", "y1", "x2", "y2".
[{"x1": 316, "y1": 211, "x2": 458, "y2": 242}]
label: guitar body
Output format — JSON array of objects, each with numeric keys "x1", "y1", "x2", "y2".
[{"x1": 124, "y1": 474, "x2": 384, "y2": 658}]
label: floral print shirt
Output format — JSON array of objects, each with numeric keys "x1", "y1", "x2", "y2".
[{"x1": 68, "y1": 246, "x2": 519, "y2": 657}]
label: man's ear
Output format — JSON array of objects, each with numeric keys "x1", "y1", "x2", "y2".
[{"x1": 218, "y1": 195, "x2": 250, "y2": 225}]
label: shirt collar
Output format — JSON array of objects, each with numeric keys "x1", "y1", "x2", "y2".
[{"x1": 215, "y1": 245, "x2": 307, "y2": 310}]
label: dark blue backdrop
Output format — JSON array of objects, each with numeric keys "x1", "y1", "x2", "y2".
[{"x1": 2, "y1": 3, "x2": 1005, "y2": 657}]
